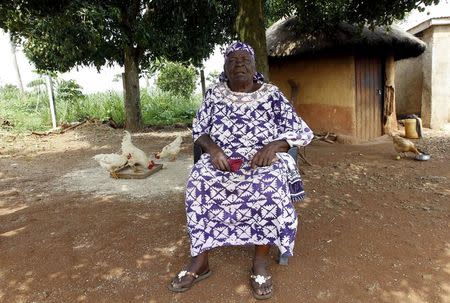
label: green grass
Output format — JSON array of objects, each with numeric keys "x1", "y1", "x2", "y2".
[
  {"x1": 58, "y1": 91, "x2": 125, "y2": 124},
  {"x1": 0, "y1": 85, "x2": 51, "y2": 131},
  {"x1": 0, "y1": 85, "x2": 201, "y2": 132}
]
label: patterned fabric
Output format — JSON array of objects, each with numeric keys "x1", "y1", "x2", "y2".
[
  {"x1": 186, "y1": 82, "x2": 313, "y2": 257},
  {"x1": 276, "y1": 153, "x2": 305, "y2": 202},
  {"x1": 224, "y1": 41, "x2": 255, "y2": 60}
]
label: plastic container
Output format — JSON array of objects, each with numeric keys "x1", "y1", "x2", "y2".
[{"x1": 404, "y1": 118, "x2": 419, "y2": 139}]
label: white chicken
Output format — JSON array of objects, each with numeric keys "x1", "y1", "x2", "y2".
[
  {"x1": 93, "y1": 153, "x2": 128, "y2": 178},
  {"x1": 121, "y1": 131, "x2": 153, "y2": 171},
  {"x1": 155, "y1": 135, "x2": 182, "y2": 161}
]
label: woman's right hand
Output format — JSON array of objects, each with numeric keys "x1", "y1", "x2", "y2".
[
  {"x1": 209, "y1": 145, "x2": 231, "y2": 172},
  {"x1": 195, "y1": 134, "x2": 231, "y2": 172}
]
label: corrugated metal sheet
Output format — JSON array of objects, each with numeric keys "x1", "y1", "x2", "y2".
[{"x1": 355, "y1": 57, "x2": 383, "y2": 140}]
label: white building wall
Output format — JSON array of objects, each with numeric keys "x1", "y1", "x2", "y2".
[
  {"x1": 430, "y1": 25, "x2": 450, "y2": 127},
  {"x1": 395, "y1": 55, "x2": 423, "y2": 116},
  {"x1": 420, "y1": 28, "x2": 434, "y2": 128}
]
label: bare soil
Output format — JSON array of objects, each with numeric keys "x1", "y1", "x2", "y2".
[{"x1": 1, "y1": 121, "x2": 449, "y2": 303}]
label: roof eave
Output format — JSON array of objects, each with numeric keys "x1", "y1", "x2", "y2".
[{"x1": 408, "y1": 17, "x2": 450, "y2": 35}]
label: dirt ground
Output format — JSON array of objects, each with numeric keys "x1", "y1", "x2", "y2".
[{"x1": 0, "y1": 121, "x2": 449, "y2": 303}]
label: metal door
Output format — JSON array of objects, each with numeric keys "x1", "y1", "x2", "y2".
[{"x1": 355, "y1": 57, "x2": 383, "y2": 140}]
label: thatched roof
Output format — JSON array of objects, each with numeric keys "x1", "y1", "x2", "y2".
[{"x1": 266, "y1": 17, "x2": 426, "y2": 61}]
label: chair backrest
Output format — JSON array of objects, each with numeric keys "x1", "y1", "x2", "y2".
[{"x1": 287, "y1": 146, "x2": 298, "y2": 162}]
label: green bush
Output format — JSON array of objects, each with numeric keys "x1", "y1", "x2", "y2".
[
  {"x1": 27, "y1": 78, "x2": 47, "y2": 95},
  {"x1": 141, "y1": 89, "x2": 201, "y2": 125},
  {"x1": 156, "y1": 62, "x2": 197, "y2": 98},
  {"x1": 1, "y1": 84, "x2": 22, "y2": 99},
  {"x1": 55, "y1": 80, "x2": 84, "y2": 123},
  {"x1": 56, "y1": 79, "x2": 84, "y2": 102},
  {"x1": 0, "y1": 85, "x2": 51, "y2": 131},
  {"x1": 0, "y1": 83, "x2": 200, "y2": 132},
  {"x1": 57, "y1": 90, "x2": 124, "y2": 124}
]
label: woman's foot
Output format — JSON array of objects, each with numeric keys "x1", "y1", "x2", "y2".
[
  {"x1": 169, "y1": 252, "x2": 210, "y2": 292},
  {"x1": 250, "y1": 257, "x2": 273, "y2": 300}
]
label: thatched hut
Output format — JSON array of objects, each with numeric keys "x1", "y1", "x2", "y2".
[{"x1": 266, "y1": 18, "x2": 426, "y2": 141}]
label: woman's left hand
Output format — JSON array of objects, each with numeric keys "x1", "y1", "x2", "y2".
[{"x1": 250, "y1": 140, "x2": 290, "y2": 169}]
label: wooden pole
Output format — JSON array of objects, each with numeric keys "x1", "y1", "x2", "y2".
[{"x1": 46, "y1": 75, "x2": 57, "y2": 129}]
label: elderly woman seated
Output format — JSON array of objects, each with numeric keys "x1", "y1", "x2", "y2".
[{"x1": 169, "y1": 42, "x2": 313, "y2": 299}]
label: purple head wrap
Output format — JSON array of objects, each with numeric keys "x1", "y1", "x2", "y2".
[
  {"x1": 224, "y1": 41, "x2": 256, "y2": 60},
  {"x1": 219, "y1": 41, "x2": 265, "y2": 84}
]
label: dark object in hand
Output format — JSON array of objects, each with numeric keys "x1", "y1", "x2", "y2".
[{"x1": 227, "y1": 159, "x2": 243, "y2": 172}]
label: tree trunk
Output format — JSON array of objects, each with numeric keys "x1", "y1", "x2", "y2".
[
  {"x1": 235, "y1": 0, "x2": 269, "y2": 81},
  {"x1": 123, "y1": 46, "x2": 142, "y2": 131},
  {"x1": 8, "y1": 34, "x2": 24, "y2": 92},
  {"x1": 383, "y1": 54, "x2": 398, "y2": 135},
  {"x1": 200, "y1": 69, "x2": 206, "y2": 97}
]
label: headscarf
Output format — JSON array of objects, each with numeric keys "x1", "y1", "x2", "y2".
[
  {"x1": 224, "y1": 41, "x2": 256, "y2": 60},
  {"x1": 219, "y1": 41, "x2": 265, "y2": 84}
]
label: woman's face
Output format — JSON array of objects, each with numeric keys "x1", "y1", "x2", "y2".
[{"x1": 224, "y1": 50, "x2": 256, "y2": 84}]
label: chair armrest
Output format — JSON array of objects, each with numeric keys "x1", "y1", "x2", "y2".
[
  {"x1": 287, "y1": 146, "x2": 298, "y2": 162},
  {"x1": 193, "y1": 143, "x2": 203, "y2": 164}
]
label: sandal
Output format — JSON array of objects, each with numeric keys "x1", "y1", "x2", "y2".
[
  {"x1": 168, "y1": 269, "x2": 212, "y2": 293},
  {"x1": 250, "y1": 273, "x2": 273, "y2": 300}
]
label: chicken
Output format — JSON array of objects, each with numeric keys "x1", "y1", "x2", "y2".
[
  {"x1": 93, "y1": 153, "x2": 128, "y2": 178},
  {"x1": 155, "y1": 135, "x2": 182, "y2": 161},
  {"x1": 121, "y1": 131, "x2": 153, "y2": 171},
  {"x1": 392, "y1": 135, "x2": 421, "y2": 158}
]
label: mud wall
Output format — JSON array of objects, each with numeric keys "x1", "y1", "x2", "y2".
[{"x1": 269, "y1": 55, "x2": 356, "y2": 136}]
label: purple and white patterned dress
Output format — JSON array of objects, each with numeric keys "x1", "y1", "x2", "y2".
[{"x1": 186, "y1": 82, "x2": 313, "y2": 257}]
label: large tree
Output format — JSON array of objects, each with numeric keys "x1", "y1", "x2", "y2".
[
  {"x1": 236, "y1": 0, "x2": 269, "y2": 80},
  {"x1": 266, "y1": 0, "x2": 440, "y2": 32},
  {"x1": 0, "y1": 0, "x2": 236, "y2": 130},
  {"x1": 237, "y1": 0, "x2": 440, "y2": 73}
]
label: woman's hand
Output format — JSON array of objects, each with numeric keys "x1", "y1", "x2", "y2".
[
  {"x1": 250, "y1": 140, "x2": 290, "y2": 169},
  {"x1": 195, "y1": 135, "x2": 231, "y2": 172},
  {"x1": 209, "y1": 145, "x2": 231, "y2": 172}
]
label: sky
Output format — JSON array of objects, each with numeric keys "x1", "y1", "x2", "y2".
[
  {"x1": 0, "y1": 1, "x2": 448, "y2": 94},
  {"x1": 395, "y1": 0, "x2": 450, "y2": 29}
]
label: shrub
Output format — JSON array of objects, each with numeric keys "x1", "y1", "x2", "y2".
[
  {"x1": 56, "y1": 79, "x2": 84, "y2": 102},
  {"x1": 27, "y1": 78, "x2": 47, "y2": 95},
  {"x1": 141, "y1": 89, "x2": 200, "y2": 126},
  {"x1": 156, "y1": 62, "x2": 197, "y2": 98},
  {"x1": 0, "y1": 84, "x2": 200, "y2": 132},
  {"x1": 57, "y1": 90, "x2": 124, "y2": 124},
  {"x1": 0, "y1": 85, "x2": 51, "y2": 131},
  {"x1": 0, "y1": 84, "x2": 22, "y2": 100},
  {"x1": 54, "y1": 79, "x2": 86, "y2": 123}
]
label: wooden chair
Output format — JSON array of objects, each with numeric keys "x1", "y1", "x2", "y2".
[{"x1": 193, "y1": 144, "x2": 299, "y2": 265}]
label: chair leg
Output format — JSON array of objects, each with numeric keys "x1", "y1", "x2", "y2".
[{"x1": 278, "y1": 250, "x2": 289, "y2": 265}]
